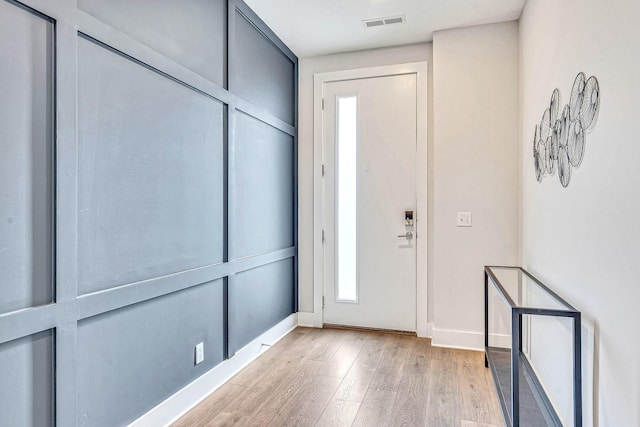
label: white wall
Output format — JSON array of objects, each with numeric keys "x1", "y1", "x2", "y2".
[
  {"x1": 299, "y1": 25, "x2": 521, "y2": 345},
  {"x1": 297, "y1": 43, "x2": 434, "y2": 320},
  {"x1": 432, "y1": 22, "x2": 520, "y2": 349},
  {"x1": 520, "y1": 0, "x2": 640, "y2": 425}
]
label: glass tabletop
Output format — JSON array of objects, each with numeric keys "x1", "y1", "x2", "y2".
[{"x1": 486, "y1": 266, "x2": 576, "y2": 311}]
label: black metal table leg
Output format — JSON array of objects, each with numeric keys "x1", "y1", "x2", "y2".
[{"x1": 511, "y1": 309, "x2": 520, "y2": 427}]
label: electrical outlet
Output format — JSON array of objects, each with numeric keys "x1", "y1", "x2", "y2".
[
  {"x1": 457, "y1": 212, "x2": 472, "y2": 227},
  {"x1": 195, "y1": 342, "x2": 204, "y2": 365}
]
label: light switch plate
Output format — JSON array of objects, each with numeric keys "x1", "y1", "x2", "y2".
[
  {"x1": 195, "y1": 342, "x2": 204, "y2": 365},
  {"x1": 457, "y1": 212, "x2": 472, "y2": 227}
]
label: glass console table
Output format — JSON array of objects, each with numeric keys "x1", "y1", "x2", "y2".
[{"x1": 484, "y1": 266, "x2": 582, "y2": 427}]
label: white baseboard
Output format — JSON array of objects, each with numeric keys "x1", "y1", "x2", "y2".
[
  {"x1": 431, "y1": 326, "x2": 511, "y2": 351},
  {"x1": 129, "y1": 313, "x2": 298, "y2": 427},
  {"x1": 489, "y1": 333, "x2": 512, "y2": 348},
  {"x1": 297, "y1": 311, "x2": 322, "y2": 328},
  {"x1": 417, "y1": 322, "x2": 433, "y2": 338}
]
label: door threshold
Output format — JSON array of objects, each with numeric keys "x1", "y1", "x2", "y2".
[{"x1": 323, "y1": 323, "x2": 417, "y2": 336}]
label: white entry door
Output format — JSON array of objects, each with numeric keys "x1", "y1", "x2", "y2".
[{"x1": 322, "y1": 72, "x2": 418, "y2": 332}]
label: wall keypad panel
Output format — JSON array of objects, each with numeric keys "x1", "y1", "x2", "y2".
[{"x1": 0, "y1": 0, "x2": 297, "y2": 426}]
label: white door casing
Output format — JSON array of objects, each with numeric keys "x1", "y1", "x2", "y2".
[{"x1": 308, "y1": 63, "x2": 428, "y2": 335}]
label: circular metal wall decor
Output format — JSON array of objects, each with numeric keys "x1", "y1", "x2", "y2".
[{"x1": 533, "y1": 72, "x2": 601, "y2": 187}]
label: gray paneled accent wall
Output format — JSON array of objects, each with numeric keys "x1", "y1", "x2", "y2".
[
  {"x1": 231, "y1": 8, "x2": 295, "y2": 124},
  {"x1": 0, "y1": 0, "x2": 297, "y2": 425},
  {"x1": 77, "y1": 280, "x2": 225, "y2": 426},
  {"x1": 0, "y1": 0, "x2": 54, "y2": 315},
  {"x1": 77, "y1": 36, "x2": 225, "y2": 294},
  {"x1": 77, "y1": 0, "x2": 227, "y2": 86},
  {"x1": 0, "y1": 331, "x2": 54, "y2": 426},
  {"x1": 229, "y1": 259, "x2": 294, "y2": 353},
  {"x1": 231, "y1": 112, "x2": 294, "y2": 259}
]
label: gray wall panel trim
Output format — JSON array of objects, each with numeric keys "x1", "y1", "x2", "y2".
[
  {"x1": 0, "y1": 304, "x2": 61, "y2": 349},
  {"x1": 234, "y1": 100, "x2": 296, "y2": 136},
  {"x1": 4, "y1": 3, "x2": 297, "y2": 139},
  {"x1": 223, "y1": 277, "x2": 230, "y2": 359},
  {"x1": 2, "y1": 0, "x2": 72, "y2": 23},
  {"x1": 74, "y1": 10, "x2": 233, "y2": 107},
  {"x1": 227, "y1": 107, "x2": 238, "y2": 261},
  {"x1": 75, "y1": 248, "x2": 295, "y2": 322},
  {"x1": 223, "y1": 104, "x2": 230, "y2": 359},
  {"x1": 230, "y1": 0, "x2": 296, "y2": 62},
  {"x1": 55, "y1": 21, "x2": 78, "y2": 303},
  {"x1": 78, "y1": 32, "x2": 224, "y2": 105},
  {"x1": 226, "y1": 274, "x2": 238, "y2": 357},
  {"x1": 75, "y1": 265, "x2": 230, "y2": 322},
  {"x1": 3, "y1": 0, "x2": 55, "y2": 22},
  {"x1": 292, "y1": 67, "x2": 299, "y2": 312},
  {"x1": 223, "y1": 104, "x2": 230, "y2": 264},
  {"x1": 77, "y1": 0, "x2": 226, "y2": 87},
  {"x1": 76, "y1": 32, "x2": 295, "y2": 138},
  {"x1": 55, "y1": 323, "x2": 76, "y2": 427},
  {"x1": 232, "y1": 247, "x2": 295, "y2": 271},
  {"x1": 0, "y1": 248, "x2": 295, "y2": 345}
]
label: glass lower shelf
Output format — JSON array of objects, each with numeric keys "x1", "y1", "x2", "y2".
[{"x1": 486, "y1": 347, "x2": 563, "y2": 427}]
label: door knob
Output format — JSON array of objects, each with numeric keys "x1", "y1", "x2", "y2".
[{"x1": 397, "y1": 231, "x2": 413, "y2": 239}]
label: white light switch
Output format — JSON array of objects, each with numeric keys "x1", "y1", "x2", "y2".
[
  {"x1": 457, "y1": 212, "x2": 472, "y2": 227},
  {"x1": 195, "y1": 342, "x2": 205, "y2": 365}
]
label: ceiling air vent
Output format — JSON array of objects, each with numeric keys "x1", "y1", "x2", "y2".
[
  {"x1": 363, "y1": 15, "x2": 406, "y2": 29},
  {"x1": 365, "y1": 19, "x2": 384, "y2": 28}
]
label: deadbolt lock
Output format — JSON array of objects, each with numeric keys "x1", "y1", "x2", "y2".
[{"x1": 405, "y1": 210, "x2": 414, "y2": 226}]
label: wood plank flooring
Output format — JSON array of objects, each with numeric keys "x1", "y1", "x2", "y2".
[{"x1": 173, "y1": 327, "x2": 504, "y2": 427}]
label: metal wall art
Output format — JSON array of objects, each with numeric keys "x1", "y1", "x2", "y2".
[{"x1": 533, "y1": 72, "x2": 600, "y2": 187}]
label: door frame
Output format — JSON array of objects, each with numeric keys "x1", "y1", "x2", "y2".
[{"x1": 308, "y1": 62, "x2": 428, "y2": 336}]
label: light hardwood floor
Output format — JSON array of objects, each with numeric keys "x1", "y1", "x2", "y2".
[{"x1": 173, "y1": 327, "x2": 504, "y2": 427}]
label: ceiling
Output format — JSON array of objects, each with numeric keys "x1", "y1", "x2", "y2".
[{"x1": 244, "y1": 0, "x2": 525, "y2": 58}]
